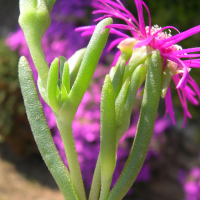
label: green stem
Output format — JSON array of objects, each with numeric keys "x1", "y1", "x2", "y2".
[
  {"x1": 89, "y1": 156, "x2": 101, "y2": 200},
  {"x1": 108, "y1": 50, "x2": 162, "y2": 200},
  {"x1": 88, "y1": 52, "x2": 148, "y2": 200},
  {"x1": 56, "y1": 118, "x2": 86, "y2": 200},
  {"x1": 25, "y1": 39, "x2": 49, "y2": 87}
]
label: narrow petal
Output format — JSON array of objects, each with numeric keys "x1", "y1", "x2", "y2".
[
  {"x1": 142, "y1": 1, "x2": 151, "y2": 36},
  {"x1": 176, "y1": 54, "x2": 200, "y2": 58},
  {"x1": 75, "y1": 26, "x2": 96, "y2": 32},
  {"x1": 104, "y1": 0, "x2": 139, "y2": 25},
  {"x1": 110, "y1": 28, "x2": 130, "y2": 38},
  {"x1": 134, "y1": 36, "x2": 153, "y2": 49},
  {"x1": 159, "y1": 25, "x2": 200, "y2": 49},
  {"x1": 161, "y1": 53, "x2": 189, "y2": 88},
  {"x1": 165, "y1": 87, "x2": 176, "y2": 125},
  {"x1": 184, "y1": 87, "x2": 199, "y2": 105},
  {"x1": 134, "y1": 0, "x2": 146, "y2": 37},
  {"x1": 110, "y1": 50, "x2": 121, "y2": 67},
  {"x1": 101, "y1": 24, "x2": 139, "y2": 34},
  {"x1": 188, "y1": 76, "x2": 200, "y2": 99},
  {"x1": 107, "y1": 38, "x2": 125, "y2": 52},
  {"x1": 154, "y1": 26, "x2": 180, "y2": 37},
  {"x1": 176, "y1": 67, "x2": 189, "y2": 89},
  {"x1": 94, "y1": 15, "x2": 113, "y2": 22},
  {"x1": 173, "y1": 75, "x2": 192, "y2": 127},
  {"x1": 172, "y1": 47, "x2": 200, "y2": 55},
  {"x1": 183, "y1": 59, "x2": 200, "y2": 68}
]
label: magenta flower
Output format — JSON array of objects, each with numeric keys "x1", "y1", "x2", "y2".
[{"x1": 76, "y1": 0, "x2": 200, "y2": 127}]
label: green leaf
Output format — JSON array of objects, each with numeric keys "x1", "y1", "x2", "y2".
[
  {"x1": 61, "y1": 84, "x2": 68, "y2": 104},
  {"x1": 123, "y1": 46, "x2": 153, "y2": 82},
  {"x1": 111, "y1": 60, "x2": 126, "y2": 99},
  {"x1": 100, "y1": 75, "x2": 116, "y2": 200},
  {"x1": 109, "y1": 50, "x2": 162, "y2": 200},
  {"x1": 59, "y1": 56, "x2": 67, "y2": 87},
  {"x1": 62, "y1": 61, "x2": 70, "y2": 94},
  {"x1": 47, "y1": 0, "x2": 56, "y2": 12},
  {"x1": 18, "y1": 56, "x2": 78, "y2": 200},
  {"x1": 37, "y1": 76, "x2": 49, "y2": 104},
  {"x1": 59, "y1": 18, "x2": 113, "y2": 120},
  {"x1": 47, "y1": 58, "x2": 60, "y2": 113},
  {"x1": 161, "y1": 64, "x2": 173, "y2": 98},
  {"x1": 68, "y1": 48, "x2": 86, "y2": 88}
]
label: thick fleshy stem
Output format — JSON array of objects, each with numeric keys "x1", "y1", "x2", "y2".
[
  {"x1": 108, "y1": 50, "x2": 162, "y2": 200},
  {"x1": 56, "y1": 118, "x2": 86, "y2": 200},
  {"x1": 89, "y1": 50, "x2": 148, "y2": 200},
  {"x1": 18, "y1": 57, "x2": 78, "y2": 200},
  {"x1": 89, "y1": 156, "x2": 101, "y2": 200},
  {"x1": 55, "y1": 18, "x2": 113, "y2": 200}
]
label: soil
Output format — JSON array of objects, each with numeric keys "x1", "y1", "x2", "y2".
[{"x1": 0, "y1": 143, "x2": 64, "y2": 200}]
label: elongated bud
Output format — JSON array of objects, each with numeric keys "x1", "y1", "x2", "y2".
[
  {"x1": 100, "y1": 75, "x2": 116, "y2": 200},
  {"x1": 19, "y1": 0, "x2": 52, "y2": 88},
  {"x1": 47, "y1": 58, "x2": 60, "y2": 113},
  {"x1": 161, "y1": 60, "x2": 177, "y2": 98},
  {"x1": 59, "y1": 56, "x2": 66, "y2": 87},
  {"x1": 117, "y1": 38, "x2": 137, "y2": 62},
  {"x1": 115, "y1": 78, "x2": 130, "y2": 122},
  {"x1": 62, "y1": 61, "x2": 70, "y2": 94},
  {"x1": 123, "y1": 45, "x2": 153, "y2": 82},
  {"x1": 116, "y1": 64, "x2": 147, "y2": 142},
  {"x1": 59, "y1": 18, "x2": 113, "y2": 121},
  {"x1": 111, "y1": 60, "x2": 126, "y2": 99},
  {"x1": 19, "y1": 0, "x2": 51, "y2": 42},
  {"x1": 61, "y1": 84, "x2": 68, "y2": 104},
  {"x1": 109, "y1": 50, "x2": 162, "y2": 200},
  {"x1": 68, "y1": 48, "x2": 86, "y2": 87}
]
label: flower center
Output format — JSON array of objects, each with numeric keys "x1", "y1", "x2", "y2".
[{"x1": 145, "y1": 25, "x2": 182, "y2": 53}]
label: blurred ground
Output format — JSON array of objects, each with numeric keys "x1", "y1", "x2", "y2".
[
  {"x1": 0, "y1": 143, "x2": 64, "y2": 200},
  {"x1": 1, "y1": 127, "x2": 199, "y2": 200}
]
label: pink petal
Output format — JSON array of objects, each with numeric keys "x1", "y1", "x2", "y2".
[
  {"x1": 159, "y1": 25, "x2": 200, "y2": 49},
  {"x1": 110, "y1": 50, "x2": 121, "y2": 67},
  {"x1": 183, "y1": 59, "x2": 200, "y2": 68},
  {"x1": 142, "y1": 1, "x2": 151, "y2": 36},
  {"x1": 104, "y1": 0, "x2": 139, "y2": 25},
  {"x1": 134, "y1": 0, "x2": 146, "y2": 37},
  {"x1": 110, "y1": 28, "x2": 130, "y2": 38},
  {"x1": 101, "y1": 24, "x2": 139, "y2": 34},
  {"x1": 107, "y1": 38, "x2": 125, "y2": 52},
  {"x1": 189, "y1": 77, "x2": 200, "y2": 99},
  {"x1": 165, "y1": 87, "x2": 176, "y2": 125},
  {"x1": 176, "y1": 54, "x2": 200, "y2": 58},
  {"x1": 75, "y1": 26, "x2": 96, "y2": 32},
  {"x1": 94, "y1": 15, "x2": 113, "y2": 22},
  {"x1": 134, "y1": 36, "x2": 153, "y2": 49},
  {"x1": 184, "y1": 87, "x2": 199, "y2": 105},
  {"x1": 154, "y1": 26, "x2": 180, "y2": 37},
  {"x1": 172, "y1": 47, "x2": 200, "y2": 55},
  {"x1": 176, "y1": 67, "x2": 189, "y2": 89},
  {"x1": 161, "y1": 53, "x2": 189, "y2": 88}
]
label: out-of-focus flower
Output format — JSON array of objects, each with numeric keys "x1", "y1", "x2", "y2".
[
  {"x1": 76, "y1": 0, "x2": 200, "y2": 127},
  {"x1": 179, "y1": 167, "x2": 200, "y2": 200}
]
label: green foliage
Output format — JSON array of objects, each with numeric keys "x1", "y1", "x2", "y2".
[
  {"x1": 0, "y1": 39, "x2": 22, "y2": 142},
  {"x1": 18, "y1": 56, "x2": 79, "y2": 200}
]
